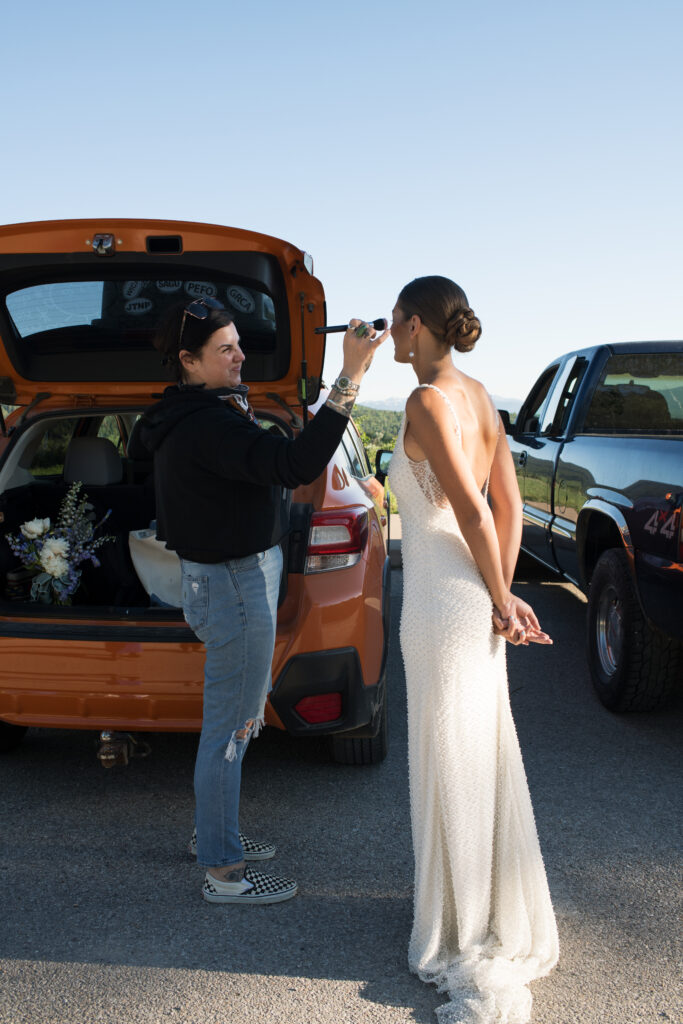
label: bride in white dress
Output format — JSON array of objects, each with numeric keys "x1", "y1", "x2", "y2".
[{"x1": 387, "y1": 277, "x2": 559, "y2": 1024}]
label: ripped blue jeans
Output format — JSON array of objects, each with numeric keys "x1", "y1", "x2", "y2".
[{"x1": 180, "y1": 545, "x2": 282, "y2": 867}]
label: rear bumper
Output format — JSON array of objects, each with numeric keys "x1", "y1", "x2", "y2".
[
  {"x1": 635, "y1": 552, "x2": 683, "y2": 641},
  {"x1": 269, "y1": 646, "x2": 385, "y2": 737},
  {"x1": 0, "y1": 556, "x2": 392, "y2": 733},
  {"x1": 269, "y1": 556, "x2": 391, "y2": 737}
]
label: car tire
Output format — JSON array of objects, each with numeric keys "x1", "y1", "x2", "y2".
[
  {"x1": 329, "y1": 687, "x2": 388, "y2": 765},
  {"x1": 0, "y1": 721, "x2": 28, "y2": 753},
  {"x1": 586, "y1": 548, "x2": 682, "y2": 711}
]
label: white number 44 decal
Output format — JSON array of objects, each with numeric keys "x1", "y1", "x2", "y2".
[{"x1": 644, "y1": 510, "x2": 677, "y2": 539}]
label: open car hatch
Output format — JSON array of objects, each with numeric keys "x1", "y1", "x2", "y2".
[{"x1": 0, "y1": 219, "x2": 327, "y2": 408}]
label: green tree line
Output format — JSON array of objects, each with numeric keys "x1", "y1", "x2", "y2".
[
  {"x1": 353, "y1": 405, "x2": 402, "y2": 513},
  {"x1": 352, "y1": 405, "x2": 402, "y2": 465}
]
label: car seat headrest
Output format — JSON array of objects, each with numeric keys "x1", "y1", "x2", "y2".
[{"x1": 64, "y1": 436, "x2": 123, "y2": 485}]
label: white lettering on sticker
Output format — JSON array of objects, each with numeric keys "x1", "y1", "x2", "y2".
[
  {"x1": 123, "y1": 281, "x2": 147, "y2": 299},
  {"x1": 125, "y1": 298, "x2": 154, "y2": 315},
  {"x1": 226, "y1": 285, "x2": 256, "y2": 315},
  {"x1": 185, "y1": 281, "x2": 217, "y2": 298}
]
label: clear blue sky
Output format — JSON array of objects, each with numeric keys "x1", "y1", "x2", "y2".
[{"x1": 2, "y1": 0, "x2": 681, "y2": 402}]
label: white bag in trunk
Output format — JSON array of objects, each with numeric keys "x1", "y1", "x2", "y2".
[{"x1": 128, "y1": 529, "x2": 182, "y2": 608}]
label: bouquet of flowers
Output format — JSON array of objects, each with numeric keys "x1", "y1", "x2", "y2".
[{"x1": 7, "y1": 482, "x2": 114, "y2": 605}]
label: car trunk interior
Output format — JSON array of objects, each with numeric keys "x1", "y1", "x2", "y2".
[
  {"x1": 0, "y1": 407, "x2": 296, "y2": 617},
  {"x1": 1, "y1": 445, "x2": 164, "y2": 614}
]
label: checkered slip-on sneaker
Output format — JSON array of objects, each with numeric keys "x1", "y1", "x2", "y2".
[
  {"x1": 202, "y1": 866, "x2": 297, "y2": 905},
  {"x1": 188, "y1": 829, "x2": 276, "y2": 861}
]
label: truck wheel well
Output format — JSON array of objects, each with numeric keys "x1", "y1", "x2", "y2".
[{"x1": 580, "y1": 511, "x2": 625, "y2": 586}]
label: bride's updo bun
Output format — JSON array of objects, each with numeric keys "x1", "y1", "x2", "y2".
[
  {"x1": 445, "y1": 306, "x2": 482, "y2": 353},
  {"x1": 397, "y1": 276, "x2": 481, "y2": 353}
]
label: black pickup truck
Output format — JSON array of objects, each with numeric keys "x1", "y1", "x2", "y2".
[{"x1": 501, "y1": 341, "x2": 683, "y2": 712}]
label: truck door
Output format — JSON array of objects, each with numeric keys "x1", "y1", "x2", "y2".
[
  {"x1": 548, "y1": 358, "x2": 589, "y2": 581},
  {"x1": 508, "y1": 363, "x2": 559, "y2": 500},
  {"x1": 509, "y1": 363, "x2": 562, "y2": 568},
  {"x1": 512, "y1": 357, "x2": 583, "y2": 568}
]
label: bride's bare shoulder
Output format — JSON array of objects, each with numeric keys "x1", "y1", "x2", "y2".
[
  {"x1": 405, "y1": 384, "x2": 450, "y2": 420},
  {"x1": 459, "y1": 374, "x2": 498, "y2": 425}
]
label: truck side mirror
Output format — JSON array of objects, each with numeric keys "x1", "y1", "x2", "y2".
[
  {"x1": 498, "y1": 409, "x2": 512, "y2": 435},
  {"x1": 375, "y1": 449, "x2": 393, "y2": 485}
]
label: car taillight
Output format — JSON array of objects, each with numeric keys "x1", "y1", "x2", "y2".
[
  {"x1": 294, "y1": 693, "x2": 343, "y2": 723},
  {"x1": 305, "y1": 507, "x2": 369, "y2": 574}
]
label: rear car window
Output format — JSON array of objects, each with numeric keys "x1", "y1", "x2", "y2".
[
  {"x1": 17, "y1": 415, "x2": 130, "y2": 480},
  {"x1": 7, "y1": 279, "x2": 276, "y2": 343},
  {"x1": 341, "y1": 425, "x2": 371, "y2": 479},
  {"x1": 0, "y1": 254, "x2": 290, "y2": 383},
  {"x1": 583, "y1": 352, "x2": 683, "y2": 433},
  {"x1": 30, "y1": 419, "x2": 78, "y2": 477}
]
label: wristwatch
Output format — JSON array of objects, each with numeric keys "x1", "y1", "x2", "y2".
[{"x1": 333, "y1": 376, "x2": 360, "y2": 394}]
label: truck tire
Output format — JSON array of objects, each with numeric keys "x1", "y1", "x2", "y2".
[
  {"x1": 587, "y1": 548, "x2": 682, "y2": 711},
  {"x1": 329, "y1": 687, "x2": 388, "y2": 765},
  {"x1": 0, "y1": 721, "x2": 28, "y2": 752}
]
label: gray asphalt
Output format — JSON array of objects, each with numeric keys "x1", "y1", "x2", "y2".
[{"x1": 1, "y1": 561, "x2": 681, "y2": 1024}]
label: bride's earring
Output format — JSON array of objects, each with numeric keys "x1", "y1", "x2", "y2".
[{"x1": 409, "y1": 350, "x2": 415, "y2": 359}]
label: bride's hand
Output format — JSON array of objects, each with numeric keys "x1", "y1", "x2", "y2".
[{"x1": 492, "y1": 596, "x2": 553, "y2": 646}]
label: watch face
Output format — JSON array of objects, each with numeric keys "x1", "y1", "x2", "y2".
[{"x1": 337, "y1": 377, "x2": 351, "y2": 389}]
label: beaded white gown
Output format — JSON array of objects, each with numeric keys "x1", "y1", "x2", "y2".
[{"x1": 388, "y1": 385, "x2": 559, "y2": 1024}]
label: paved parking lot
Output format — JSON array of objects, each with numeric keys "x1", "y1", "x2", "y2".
[{"x1": 1, "y1": 562, "x2": 681, "y2": 1024}]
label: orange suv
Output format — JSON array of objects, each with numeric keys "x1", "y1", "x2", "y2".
[{"x1": 0, "y1": 220, "x2": 390, "y2": 765}]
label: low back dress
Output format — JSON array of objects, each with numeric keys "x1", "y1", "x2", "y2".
[{"x1": 388, "y1": 384, "x2": 559, "y2": 1024}]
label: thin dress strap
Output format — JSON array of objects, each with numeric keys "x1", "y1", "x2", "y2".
[
  {"x1": 415, "y1": 383, "x2": 494, "y2": 499},
  {"x1": 403, "y1": 385, "x2": 461, "y2": 510},
  {"x1": 414, "y1": 383, "x2": 462, "y2": 433}
]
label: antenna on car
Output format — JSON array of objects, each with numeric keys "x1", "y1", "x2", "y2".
[{"x1": 298, "y1": 292, "x2": 309, "y2": 429}]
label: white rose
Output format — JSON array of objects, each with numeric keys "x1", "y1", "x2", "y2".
[
  {"x1": 40, "y1": 550, "x2": 69, "y2": 579},
  {"x1": 41, "y1": 537, "x2": 69, "y2": 558},
  {"x1": 21, "y1": 517, "x2": 51, "y2": 539}
]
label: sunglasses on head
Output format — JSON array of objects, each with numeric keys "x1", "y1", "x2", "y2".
[{"x1": 179, "y1": 295, "x2": 225, "y2": 347}]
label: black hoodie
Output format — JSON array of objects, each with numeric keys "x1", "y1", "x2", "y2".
[{"x1": 131, "y1": 385, "x2": 348, "y2": 562}]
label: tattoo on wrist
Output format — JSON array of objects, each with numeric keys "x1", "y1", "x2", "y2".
[{"x1": 326, "y1": 388, "x2": 356, "y2": 417}]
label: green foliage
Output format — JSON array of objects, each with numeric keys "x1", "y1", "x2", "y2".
[
  {"x1": 354, "y1": 404, "x2": 402, "y2": 514},
  {"x1": 353, "y1": 405, "x2": 402, "y2": 449},
  {"x1": 31, "y1": 420, "x2": 76, "y2": 474}
]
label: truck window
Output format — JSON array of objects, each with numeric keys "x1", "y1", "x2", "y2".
[
  {"x1": 517, "y1": 365, "x2": 559, "y2": 434},
  {"x1": 540, "y1": 357, "x2": 588, "y2": 436},
  {"x1": 582, "y1": 352, "x2": 683, "y2": 433}
]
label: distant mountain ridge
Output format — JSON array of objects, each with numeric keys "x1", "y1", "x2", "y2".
[{"x1": 362, "y1": 394, "x2": 523, "y2": 413}]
